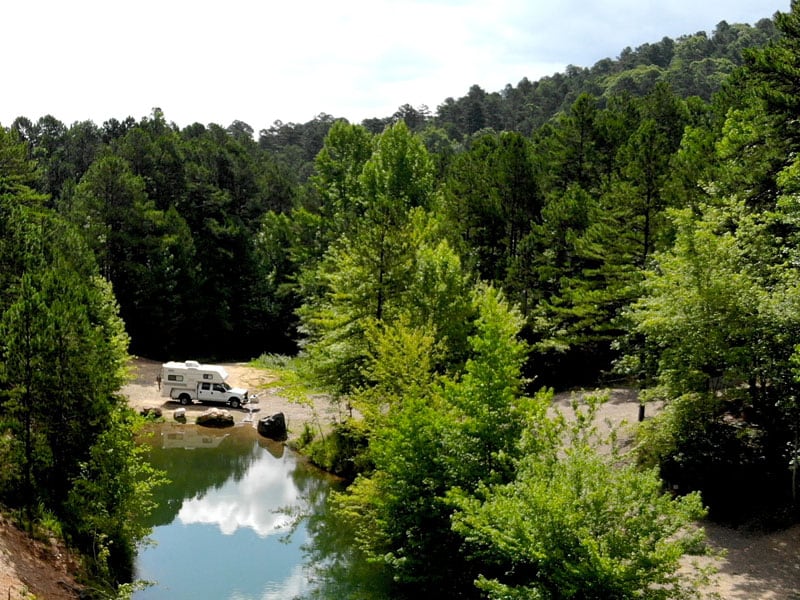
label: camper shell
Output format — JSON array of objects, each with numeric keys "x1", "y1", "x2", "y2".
[{"x1": 160, "y1": 360, "x2": 249, "y2": 408}]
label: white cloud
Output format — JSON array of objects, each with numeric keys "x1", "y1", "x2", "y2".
[{"x1": 0, "y1": 0, "x2": 789, "y2": 130}]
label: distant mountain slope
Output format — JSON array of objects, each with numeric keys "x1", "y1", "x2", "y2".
[{"x1": 260, "y1": 16, "x2": 779, "y2": 168}]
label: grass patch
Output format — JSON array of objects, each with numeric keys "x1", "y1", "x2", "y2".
[
  {"x1": 249, "y1": 353, "x2": 345, "y2": 441},
  {"x1": 251, "y1": 354, "x2": 370, "y2": 477},
  {"x1": 249, "y1": 353, "x2": 322, "y2": 403}
]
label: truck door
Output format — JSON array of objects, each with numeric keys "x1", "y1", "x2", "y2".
[{"x1": 198, "y1": 381, "x2": 214, "y2": 402}]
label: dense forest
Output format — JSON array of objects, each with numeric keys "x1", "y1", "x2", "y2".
[{"x1": 1, "y1": 4, "x2": 798, "y2": 598}]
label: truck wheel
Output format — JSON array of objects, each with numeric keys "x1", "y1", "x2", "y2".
[
  {"x1": 229, "y1": 398, "x2": 241, "y2": 409},
  {"x1": 179, "y1": 394, "x2": 191, "y2": 405}
]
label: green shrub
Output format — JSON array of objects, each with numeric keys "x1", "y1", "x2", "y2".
[{"x1": 307, "y1": 421, "x2": 371, "y2": 480}]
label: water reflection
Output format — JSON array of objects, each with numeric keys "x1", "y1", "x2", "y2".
[
  {"x1": 177, "y1": 448, "x2": 301, "y2": 536},
  {"x1": 160, "y1": 427, "x2": 230, "y2": 450},
  {"x1": 134, "y1": 423, "x2": 341, "y2": 600}
]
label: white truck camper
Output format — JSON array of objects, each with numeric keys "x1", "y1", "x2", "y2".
[{"x1": 160, "y1": 360, "x2": 249, "y2": 408}]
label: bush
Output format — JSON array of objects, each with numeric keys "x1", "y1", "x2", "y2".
[
  {"x1": 451, "y1": 445, "x2": 709, "y2": 599},
  {"x1": 636, "y1": 392, "x2": 785, "y2": 522},
  {"x1": 307, "y1": 421, "x2": 371, "y2": 480}
]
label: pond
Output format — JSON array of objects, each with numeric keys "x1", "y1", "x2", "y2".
[{"x1": 134, "y1": 422, "x2": 389, "y2": 600}]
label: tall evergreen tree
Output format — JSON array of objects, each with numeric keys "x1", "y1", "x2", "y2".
[
  {"x1": 0, "y1": 127, "x2": 161, "y2": 589},
  {"x1": 442, "y1": 131, "x2": 543, "y2": 290}
]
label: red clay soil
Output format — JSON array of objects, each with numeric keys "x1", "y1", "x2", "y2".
[{"x1": 0, "y1": 514, "x2": 83, "y2": 599}]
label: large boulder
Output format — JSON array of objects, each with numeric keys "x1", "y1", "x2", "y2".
[
  {"x1": 257, "y1": 412, "x2": 287, "y2": 441},
  {"x1": 196, "y1": 407, "x2": 234, "y2": 428}
]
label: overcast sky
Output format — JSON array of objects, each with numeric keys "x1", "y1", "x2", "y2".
[{"x1": 0, "y1": 0, "x2": 789, "y2": 132}]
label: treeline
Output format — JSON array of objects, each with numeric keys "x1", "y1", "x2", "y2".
[
  {"x1": 2, "y1": 17, "x2": 779, "y2": 367},
  {"x1": 0, "y1": 7, "x2": 797, "y2": 598},
  {"x1": 10, "y1": 114, "x2": 298, "y2": 360}
]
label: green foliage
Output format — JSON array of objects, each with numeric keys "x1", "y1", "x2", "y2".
[
  {"x1": 499, "y1": 86, "x2": 690, "y2": 386},
  {"x1": 402, "y1": 214, "x2": 475, "y2": 370},
  {"x1": 631, "y1": 205, "x2": 763, "y2": 393},
  {"x1": 332, "y1": 278, "x2": 708, "y2": 596},
  {"x1": 442, "y1": 285, "x2": 530, "y2": 486},
  {"x1": 714, "y1": 104, "x2": 787, "y2": 208},
  {"x1": 0, "y1": 127, "x2": 43, "y2": 199},
  {"x1": 298, "y1": 124, "x2": 443, "y2": 393},
  {"x1": 636, "y1": 391, "x2": 754, "y2": 470},
  {"x1": 67, "y1": 154, "x2": 202, "y2": 357},
  {"x1": 0, "y1": 141, "x2": 163, "y2": 592},
  {"x1": 66, "y1": 408, "x2": 166, "y2": 586},
  {"x1": 334, "y1": 392, "x2": 465, "y2": 590},
  {"x1": 746, "y1": 4, "x2": 800, "y2": 148},
  {"x1": 355, "y1": 315, "x2": 441, "y2": 422},
  {"x1": 441, "y1": 130, "x2": 543, "y2": 286},
  {"x1": 444, "y1": 396, "x2": 709, "y2": 600},
  {"x1": 359, "y1": 120, "x2": 435, "y2": 215},
  {"x1": 249, "y1": 352, "x2": 324, "y2": 407},
  {"x1": 305, "y1": 420, "x2": 371, "y2": 480},
  {"x1": 527, "y1": 183, "x2": 639, "y2": 366},
  {"x1": 0, "y1": 215, "x2": 129, "y2": 512},
  {"x1": 451, "y1": 442, "x2": 707, "y2": 600},
  {"x1": 604, "y1": 63, "x2": 665, "y2": 97},
  {"x1": 15, "y1": 110, "x2": 304, "y2": 360},
  {"x1": 332, "y1": 283, "x2": 528, "y2": 590},
  {"x1": 0, "y1": 255, "x2": 163, "y2": 586},
  {"x1": 629, "y1": 171, "x2": 800, "y2": 516},
  {"x1": 309, "y1": 120, "x2": 374, "y2": 245},
  {"x1": 300, "y1": 212, "x2": 473, "y2": 395}
]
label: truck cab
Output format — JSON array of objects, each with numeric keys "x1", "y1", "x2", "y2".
[{"x1": 196, "y1": 381, "x2": 248, "y2": 408}]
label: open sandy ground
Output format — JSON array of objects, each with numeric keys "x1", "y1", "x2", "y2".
[{"x1": 553, "y1": 387, "x2": 800, "y2": 600}]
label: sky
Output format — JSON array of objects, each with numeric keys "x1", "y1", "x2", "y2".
[{"x1": 0, "y1": 0, "x2": 790, "y2": 132}]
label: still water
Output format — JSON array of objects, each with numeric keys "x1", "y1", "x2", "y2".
[{"x1": 134, "y1": 422, "x2": 386, "y2": 600}]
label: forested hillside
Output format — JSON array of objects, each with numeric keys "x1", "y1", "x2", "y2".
[
  {"x1": 261, "y1": 17, "x2": 778, "y2": 172},
  {"x1": 1, "y1": 6, "x2": 798, "y2": 598}
]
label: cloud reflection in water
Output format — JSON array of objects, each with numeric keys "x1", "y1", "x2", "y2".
[{"x1": 177, "y1": 450, "x2": 304, "y2": 537}]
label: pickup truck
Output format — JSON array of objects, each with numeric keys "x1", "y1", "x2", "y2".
[{"x1": 170, "y1": 381, "x2": 249, "y2": 409}]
